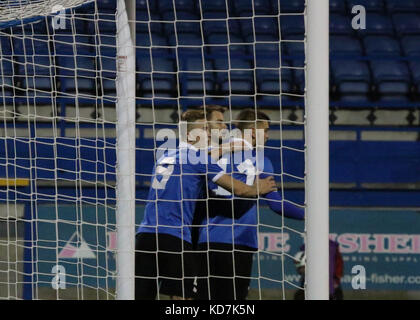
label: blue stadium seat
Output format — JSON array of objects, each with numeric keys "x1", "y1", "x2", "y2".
[
  {"x1": 238, "y1": 19, "x2": 257, "y2": 43},
  {"x1": 289, "y1": 59, "x2": 305, "y2": 94},
  {"x1": 179, "y1": 72, "x2": 215, "y2": 96},
  {"x1": 136, "y1": 50, "x2": 152, "y2": 72},
  {"x1": 136, "y1": 0, "x2": 150, "y2": 21},
  {"x1": 205, "y1": 46, "x2": 228, "y2": 70},
  {"x1": 229, "y1": 44, "x2": 254, "y2": 55},
  {"x1": 136, "y1": 23, "x2": 168, "y2": 47},
  {"x1": 370, "y1": 61, "x2": 411, "y2": 101},
  {"x1": 96, "y1": 17, "x2": 117, "y2": 54},
  {"x1": 393, "y1": 14, "x2": 420, "y2": 35},
  {"x1": 13, "y1": 36, "x2": 51, "y2": 56},
  {"x1": 12, "y1": 20, "x2": 49, "y2": 36},
  {"x1": 135, "y1": 24, "x2": 151, "y2": 47},
  {"x1": 331, "y1": 61, "x2": 370, "y2": 82},
  {"x1": 410, "y1": 62, "x2": 420, "y2": 99},
  {"x1": 330, "y1": 0, "x2": 346, "y2": 13},
  {"x1": 213, "y1": 53, "x2": 253, "y2": 71},
  {"x1": 144, "y1": 0, "x2": 164, "y2": 21},
  {"x1": 359, "y1": 13, "x2": 394, "y2": 35},
  {"x1": 97, "y1": 34, "x2": 116, "y2": 55},
  {"x1": 256, "y1": 94, "x2": 294, "y2": 108},
  {"x1": 230, "y1": 57, "x2": 253, "y2": 70},
  {"x1": 330, "y1": 36, "x2": 363, "y2": 56},
  {"x1": 74, "y1": 18, "x2": 98, "y2": 36},
  {"x1": 53, "y1": 34, "x2": 93, "y2": 56},
  {"x1": 228, "y1": 20, "x2": 249, "y2": 43},
  {"x1": 138, "y1": 74, "x2": 178, "y2": 97},
  {"x1": 56, "y1": 56, "x2": 97, "y2": 95},
  {"x1": 256, "y1": 0, "x2": 279, "y2": 15},
  {"x1": 136, "y1": 49, "x2": 176, "y2": 74},
  {"x1": 280, "y1": 15, "x2": 304, "y2": 40},
  {"x1": 99, "y1": 56, "x2": 116, "y2": 96},
  {"x1": 98, "y1": 19, "x2": 116, "y2": 35},
  {"x1": 0, "y1": 59, "x2": 14, "y2": 96},
  {"x1": 279, "y1": 0, "x2": 304, "y2": 13},
  {"x1": 136, "y1": 9, "x2": 149, "y2": 22},
  {"x1": 201, "y1": 0, "x2": 228, "y2": 19},
  {"x1": 218, "y1": 70, "x2": 255, "y2": 95},
  {"x1": 136, "y1": 49, "x2": 177, "y2": 97},
  {"x1": 254, "y1": 17, "x2": 280, "y2": 41},
  {"x1": 209, "y1": 45, "x2": 253, "y2": 70},
  {"x1": 336, "y1": 82, "x2": 371, "y2": 102},
  {"x1": 178, "y1": 48, "x2": 204, "y2": 71},
  {"x1": 234, "y1": 0, "x2": 279, "y2": 16},
  {"x1": 255, "y1": 43, "x2": 281, "y2": 68},
  {"x1": 10, "y1": 24, "x2": 51, "y2": 55},
  {"x1": 409, "y1": 62, "x2": 420, "y2": 86},
  {"x1": 156, "y1": 0, "x2": 175, "y2": 20},
  {"x1": 16, "y1": 56, "x2": 54, "y2": 96},
  {"x1": 98, "y1": 41, "x2": 117, "y2": 58},
  {"x1": 284, "y1": 41, "x2": 304, "y2": 56},
  {"x1": 151, "y1": 49, "x2": 177, "y2": 72},
  {"x1": 256, "y1": 64, "x2": 293, "y2": 95},
  {"x1": 329, "y1": 14, "x2": 354, "y2": 35},
  {"x1": 174, "y1": 22, "x2": 203, "y2": 46},
  {"x1": 0, "y1": 35, "x2": 12, "y2": 55},
  {"x1": 284, "y1": 42, "x2": 304, "y2": 76},
  {"x1": 231, "y1": 0, "x2": 253, "y2": 16},
  {"x1": 363, "y1": 36, "x2": 401, "y2": 56},
  {"x1": 346, "y1": 0, "x2": 385, "y2": 12},
  {"x1": 203, "y1": 21, "x2": 228, "y2": 44},
  {"x1": 174, "y1": 0, "x2": 201, "y2": 20},
  {"x1": 385, "y1": 0, "x2": 420, "y2": 13},
  {"x1": 331, "y1": 61, "x2": 371, "y2": 102},
  {"x1": 401, "y1": 36, "x2": 420, "y2": 56}
]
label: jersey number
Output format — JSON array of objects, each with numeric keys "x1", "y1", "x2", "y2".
[
  {"x1": 214, "y1": 159, "x2": 256, "y2": 196},
  {"x1": 151, "y1": 157, "x2": 175, "y2": 190}
]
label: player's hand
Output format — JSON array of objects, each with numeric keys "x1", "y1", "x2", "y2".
[{"x1": 256, "y1": 176, "x2": 277, "y2": 195}]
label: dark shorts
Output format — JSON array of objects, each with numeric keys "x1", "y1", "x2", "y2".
[
  {"x1": 195, "y1": 242, "x2": 256, "y2": 300},
  {"x1": 135, "y1": 232, "x2": 198, "y2": 300}
]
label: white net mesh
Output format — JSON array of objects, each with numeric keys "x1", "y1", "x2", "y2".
[
  {"x1": 134, "y1": 0, "x2": 307, "y2": 300},
  {"x1": 0, "y1": 0, "x2": 93, "y2": 24},
  {"x1": 0, "y1": 0, "x2": 307, "y2": 300},
  {"x1": 0, "y1": 0, "x2": 119, "y2": 299}
]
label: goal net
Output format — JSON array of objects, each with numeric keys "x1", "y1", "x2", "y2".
[{"x1": 0, "y1": 0, "x2": 315, "y2": 300}]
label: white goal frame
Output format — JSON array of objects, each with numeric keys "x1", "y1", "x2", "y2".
[{"x1": 305, "y1": 0, "x2": 329, "y2": 300}]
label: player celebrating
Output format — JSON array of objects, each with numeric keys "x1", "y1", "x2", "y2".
[
  {"x1": 135, "y1": 109, "x2": 277, "y2": 300},
  {"x1": 195, "y1": 109, "x2": 305, "y2": 300}
]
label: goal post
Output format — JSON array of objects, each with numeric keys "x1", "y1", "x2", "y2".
[
  {"x1": 115, "y1": 0, "x2": 136, "y2": 300},
  {"x1": 305, "y1": 0, "x2": 330, "y2": 300}
]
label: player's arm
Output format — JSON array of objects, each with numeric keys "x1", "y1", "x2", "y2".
[
  {"x1": 259, "y1": 173, "x2": 304, "y2": 220},
  {"x1": 214, "y1": 174, "x2": 276, "y2": 198},
  {"x1": 209, "y1": 138, "x2": 252, "y2": 160},
  {"x1": 263, "y1": 190, "x2": 305, "y2": 220},
  {"x1": 206, "y1": 191, "x2": 256, "y2": 219}
]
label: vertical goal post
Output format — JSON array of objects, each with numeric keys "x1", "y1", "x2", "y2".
[
  {"x1": 115, "y1": 0, "x2": 136, "y2": 300},
  {"x1": 305, "y1": 0, "x2": 330, "y2": 300}
]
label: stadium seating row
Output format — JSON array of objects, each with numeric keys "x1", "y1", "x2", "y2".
[
  {"x1": 3, "y1": 6, "x2": 420, "y2": 49},
  {"x1": 133, "y1": 0, "x2": 420, "y2": 20},
  {"x1": 1, "y1": 132, "x2": 419, "y2": 186},
  {"x1": 1, "y1": 0, "x2": 420, "y2": 104},
  {"x1": 2, "y1": 51, "x2": 419, "y2": 103},
  {"x1": 3, "y1": 12, "x2": 420, "y2": 47},
  {"x1": 3, "y1": 31, "x2": 419, "y2": 59}
]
